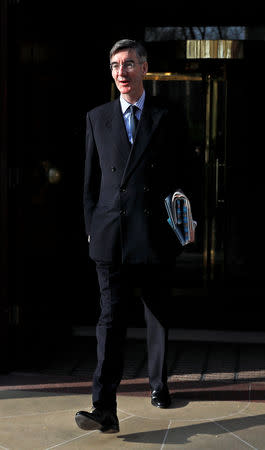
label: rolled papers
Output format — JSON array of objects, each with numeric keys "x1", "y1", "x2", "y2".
[{"x1": 165, "y1": 190, "x2": 197, "y2": 246}]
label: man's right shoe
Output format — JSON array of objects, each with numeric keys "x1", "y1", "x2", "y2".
[
  {"x1": 75, "y1": 408, "x2": 119, "y2": 433},
  {"x1": 151, "y1": 386, "x2": 171, "y2": 408}
]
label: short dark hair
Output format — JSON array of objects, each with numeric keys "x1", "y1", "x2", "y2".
[{"x1": 109, "y1": 39, "x2": 147, "y2": 63}]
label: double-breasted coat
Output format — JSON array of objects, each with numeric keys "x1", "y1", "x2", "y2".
[{"x1": 83, "y1": 95, "x2": 190, "y2": 264}]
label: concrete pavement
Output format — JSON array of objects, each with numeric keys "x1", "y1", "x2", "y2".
[{"x1": 1, "y1": 334, "x2": 265, "y2": 449}]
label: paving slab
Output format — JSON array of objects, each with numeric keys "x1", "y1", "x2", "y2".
[{"x1": 1, "y1": 386, "x2": 265, "y2": 449}]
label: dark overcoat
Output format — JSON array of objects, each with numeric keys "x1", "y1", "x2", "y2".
[{"x1": 83, "y1": 95, "x2": 190, "y2": 264}]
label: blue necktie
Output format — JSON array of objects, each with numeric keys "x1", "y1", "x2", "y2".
[{"x1": 128, "y1": 105, "x2": 138, "y2": 144}]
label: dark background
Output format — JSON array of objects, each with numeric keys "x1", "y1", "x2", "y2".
[{"x1": 1, "y1": 1, "x2": 265, "y2": 370}]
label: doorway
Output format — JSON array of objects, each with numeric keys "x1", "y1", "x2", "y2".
[{"x1": 139, "y1": 52, "x2": 264, "y2": 330}]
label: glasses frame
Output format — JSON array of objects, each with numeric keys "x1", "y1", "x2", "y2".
[{"x1": 109, "y1": 60, "x2": 143, "y2": 72}]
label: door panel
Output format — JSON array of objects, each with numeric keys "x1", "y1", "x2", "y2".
[{"x1": 144, "y1": 74, "x2": 210, "y2": 290}]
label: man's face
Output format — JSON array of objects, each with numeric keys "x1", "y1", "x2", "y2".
[{"x1": 110, "y1": 49, "x2": 148, "y2": 101}]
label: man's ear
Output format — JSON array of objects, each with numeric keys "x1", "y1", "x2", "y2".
[{"x1": 142, "y1": 61, "x2": 148, "y2": 76}]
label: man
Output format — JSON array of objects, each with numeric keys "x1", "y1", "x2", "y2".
[{"x1": 75, "y1": 39, "x2": 189, "y2": 433}]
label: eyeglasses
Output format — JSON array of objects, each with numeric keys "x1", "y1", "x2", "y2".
[{"x1": 110, "y1": 61, "x2": 141, "y2": 72}]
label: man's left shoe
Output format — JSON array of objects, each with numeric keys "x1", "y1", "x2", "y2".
[
  {"x1": 151, "y1": 386, "x2": 171, "y2": 408},
  {"x1": 75, "y1": 408, "x2": 119, "y2": 433}
]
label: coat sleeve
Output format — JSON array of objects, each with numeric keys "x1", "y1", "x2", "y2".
[{"x1": 83, "y1": 112, "x2": 101, "y2": 236}]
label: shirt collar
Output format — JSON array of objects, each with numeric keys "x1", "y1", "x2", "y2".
[{"x1": 120, "y1": 90, "x2": 145, "y2": 114}]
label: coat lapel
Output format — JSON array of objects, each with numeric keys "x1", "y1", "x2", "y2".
[
  {"x1": 105, "y1": 99, "x2": 131, "y2": 165},
  {"x1": 121, "y1": 98, "x2": 167, "y2": 186}
]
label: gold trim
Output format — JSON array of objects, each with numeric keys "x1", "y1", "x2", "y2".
[
  {"x1": 145, "y1": 72, "x2": 202, "y2": 81},
  {"x1": 110, "y1": 82, "x2": 116, "y2": 101},
  {"x1": 186, "y1": 40, "x2": 244, "y2": 59}
]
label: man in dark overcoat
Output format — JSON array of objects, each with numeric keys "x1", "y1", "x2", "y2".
[{"x1": 75, "y1": 39, "x2": 190, "y2": 433}]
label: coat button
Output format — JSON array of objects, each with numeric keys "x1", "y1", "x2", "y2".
[
  {"x1": 143, "y1": 186, "x2": 150, "y2": 192},
  {"x1": 120, "y1": 209, "x2": 126, "y2": 215},
  {"x1": 144, "y1": 208, "x2": 150, "y2": 215},
  {"x1": 120, "y1": 187, "x2": 126, "y2": 192},
  {"x1": 111, "y1": 166, "x2": 116, "y2": 172}
]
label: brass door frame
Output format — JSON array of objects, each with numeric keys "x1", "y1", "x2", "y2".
[{"x1": 203, "y1": 73, "x2": 227, "y2": 283}]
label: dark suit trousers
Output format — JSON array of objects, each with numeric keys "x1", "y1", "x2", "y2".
[{"x1": 92, "y1": 261, "x2": 171, "y2": 411}]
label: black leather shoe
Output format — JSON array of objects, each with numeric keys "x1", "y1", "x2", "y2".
[
  {"x1": 75, "y1": 408, "x2": 119, "y2": 433},
  {"x1": 151, "y1": 386, "x2": 171, "y2": 408}
]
